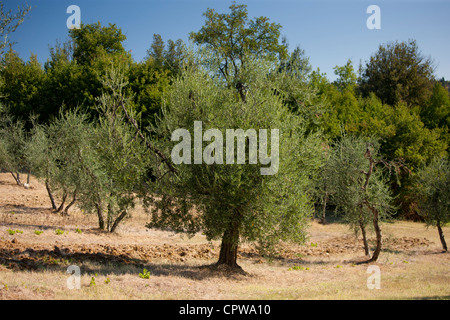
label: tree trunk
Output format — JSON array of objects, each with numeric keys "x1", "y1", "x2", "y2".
[
  {"x1": 45, "y1": 180, "x2": 57, "y2": 210},
  {"x1": 109, "y1": 210, "x2": 128, "y2": 233},
  {"x1": 321, "y1": 191, "x2": 328, "y2": 224},
  {"x1": 95, "y1": 201, "x2": 105, "y2": 230},
  {"x1": 56, "y1": 191, "x2": 67, "y2": 212},
  {"x1": 217, "y1": 220, "x2": 241, "y2": 269},
  {"x1": 369, "y1": 207, "x2": 382, "y2": 262},
  {"x1": 359, "y1": 220, "x2": 370, "y2": 256},
  {"x1": 10, "y1": 172, "x2": 21, "y2": 185},
  {"x1": 62, "y1": 190, "x2": 77, "y2": 216},
  {"x1": 437, "y1": 219, "x2": 448, "y2": 252}
]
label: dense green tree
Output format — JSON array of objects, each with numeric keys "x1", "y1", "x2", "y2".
[
  {"x1": 190, "y1": 3, "x2": 288, "y2": 100},
  {"x1": 67, "y1": 22, "x2": 132, "y2": 111},
  {"x1": 421, "y1": 82, "x2": 450, "y2": 133},
  {"x1": 41, "y1": 41, "x2": 86, "y2": 123},
  {"x1": 128, "y1": 57, "x2": 171, "y2": 128},
  {"x1": 69, "y1": 22, "x2": 128, "y2": 66},
  {"x1": 359, "y1": 39, "x2": 435, "y2": 109},
  {"x1": 0, "y1": 48, "x2": 44, "y2": 123},
  {"x1": 146, "y1": 34, "x2": 184, "y2": 76}
]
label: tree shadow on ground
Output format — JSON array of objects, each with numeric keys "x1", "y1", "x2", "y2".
[
  {"x1": 0, "y1": 204, "x2": 51, "y2": 215},
  {"x1": 0, "y1": 245, "x2": 250, "y2": 280}
]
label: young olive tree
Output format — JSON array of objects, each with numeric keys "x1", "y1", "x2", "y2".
[
  {"x1": 147, "y1": 50, "x2": 322, "y2": 270},
  {"x1": 0, "y1": 115, "x2": 30, "y2": 186},
  {"x1": 415, "y1": 157, "x2": 449, "y2": 252},
  {"x1": 327, "y1": 135, "x2": 395, "y2": 262},
  {"x1": 26, "y1": 111, "x2": 93, "y2": 214},
  {"x1": 73, "y1": 65, "x2": 152, "y2": 232}
]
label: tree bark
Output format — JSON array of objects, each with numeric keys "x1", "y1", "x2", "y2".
[
  {"x1": 321, "y1": 191, "x2": 328, "y2": 224},
  {"x1": 10, "y1": 172, "x2": 21, "y2": 185},
  {"x1": 95, "y1": 201, "x2": 105, "y2": 230},
  {"x1": 56, "y1": 191, "x2": 67, "y2": 212},
  {"x1": 359, "y1": 220, "x2": 370, "y2": 256},
  {"x1": 62, "y1": 190, "x2": 77, "y2": 216},
  {"x1": 109, "y1": 210, "x2": 128, "y2": 233},
  {"x1": 45, "y1": 180, "x2": 57, "y2": 210},
  {"x1": 217, "y1": 219, "x2": 241, "y2": 269},
  {"x1": 437, "y1": 219, "x2": 448, "y2": 252},
  {"x1": 368, "y1": 205, "x2": 382, "y2": 262}
]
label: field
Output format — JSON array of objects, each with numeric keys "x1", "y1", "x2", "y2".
[{"x1": 0, "y1": 173, "x2": 449, "y2": 300}]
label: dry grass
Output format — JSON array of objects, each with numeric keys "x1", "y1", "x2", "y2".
[{"x1": 0, "y1": 173, "x2": 449, "y2": 300}]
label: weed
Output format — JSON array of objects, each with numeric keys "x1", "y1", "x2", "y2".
[
  {"x1": 34, "y1": 230, "x2": 43, "y2": 235},
  {"x1": 139, "y1": 268, "x2": 151, "y2": 279},
  {"x1": 104, "y1": 278, "x2": 111, "y2": 284},
  {"x1": 75, "y1": 228, "x2": 82, "y2": 234},
  {"x1": 6, "y1": 229, "x2": 23, "y2": 235},
  {"x1": 310, "y1": 242, "x2": 318, "y2": 247},
  {"x1": 89, "y1": 277, "x2": 96, "y2": 286},
  {"x1": 288, "y1": 265, "x2": 308, "y2": 271},
  {"x1": 55, "y1": 229, "x2": 64, "y2": 235}
]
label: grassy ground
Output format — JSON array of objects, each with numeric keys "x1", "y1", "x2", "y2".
[{"x1": 0, "y1": 173, "x2": 449, "y2": 300}]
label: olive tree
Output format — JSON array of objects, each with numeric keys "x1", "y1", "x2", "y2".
[
  {"x1": 146, "y1": 49, "x2": 322, "y2": 270},
  {"x1": 26, "y1": 111, "x2": 93, "y2": 214},
  {"x1": 327, "y1": 135, "x2": 396, "y2": 262},
  {"x1": 415, "y1": 157, "x2": 449, "y2": 252},
  {"x1": 0, "y1": 115, "x2": 30, "y2": 186}
]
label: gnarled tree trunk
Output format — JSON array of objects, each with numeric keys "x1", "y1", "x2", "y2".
[
  {"x1": 109, "y1": 209, "x2": 128, "y2": 233},
  {"x1": 95, "y1": 201, "x2": 105, "y2": 230},
  {"x1": 45, "y1": 180, "x2": 57, "y2": 210},
  {"x1": 437, "y1": 219, "x2": 448, "y2": 252},
  {"x1": 217, "y1": 217, "x2": 241, "y2": 269},
  {"x1": 359, "y1": 220, "x2": 370, "y2": 256},
  {"x1": 368, "y1": 206, "x2": 382, "y2": 262}
]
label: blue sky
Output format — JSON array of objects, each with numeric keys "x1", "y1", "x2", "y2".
[{"x1": 5, "y1": 0, "x2": 450, "y2": 81}]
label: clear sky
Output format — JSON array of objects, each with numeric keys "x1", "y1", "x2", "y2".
[{"x1": 5, "y1": 0, "x2": 450, "y2": 81}]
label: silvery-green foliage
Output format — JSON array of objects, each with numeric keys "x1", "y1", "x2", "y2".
[
  {"x1": 416, "y1": 157, "x2": 450, "y2": 226},
  {"x1": 327, "y1": 135, "x2": 394, "y2": 233},
  {"x1": 148, "y1": 49, "x2": 323, "y2": 255}
]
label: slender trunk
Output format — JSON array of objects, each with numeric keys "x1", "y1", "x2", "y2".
[
  {"x1": 56, "y1": 191, "x2": 67, "y2": 212},
  {"x1": 217, "y1": 219, "x2": 241, "y2": 268},
  {"x1": 359, "y1": 220, "x2": 370, "y2": 256},
  {"x1": 321, "y1": 191, "x2": 328, "y2": 225},
  {"x1": 26, "y1": 171, "x2": 30, "y2": 185},
  {"x1": 109, "y1": 210, "x2": 128, "y2": 233},
  {"x1": 106, "y1": 200, "x2": 113, "y2": 232},
  {"x1": 437, "y1": 219, "x2": 448, "y2": 252},
  {"x1": 45, "y1": 180, "x2": 57, "y2": 210},
  {"x1": 62, "y1": 190, "x2": 77, "y2": 216},
  {"x1": 369, "y1": 207, "x2": 382, "y2": 262},
  {"x1": 10, "y1": 172, "x2": 21, "y2": 185},
  {"x1": 95, "y1": 201, "x2": 105, "y2": 230}
]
